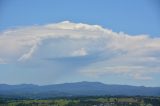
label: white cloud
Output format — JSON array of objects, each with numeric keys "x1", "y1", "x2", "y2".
[
  {"x1": 0, "y1": 21, "x2": 160, "y2": 80},
  {"x1": 71, "y1": 48, "x2": 87, "y2": 57},
  {"x1": 0, "y1": 21, "x2": 107, "y2": 61}
]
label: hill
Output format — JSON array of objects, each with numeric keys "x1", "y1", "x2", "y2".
[{"x1": 0, "y1": 81, "x2": 160, "y2": 98}]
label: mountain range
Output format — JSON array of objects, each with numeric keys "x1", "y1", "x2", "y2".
[{"x1": 0, "y1": 81, "x2": 160, "y2": 98}]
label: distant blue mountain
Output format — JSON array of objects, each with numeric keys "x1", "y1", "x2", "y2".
[{"x1": 0, "y1": 81, "x2": 160, "y2": 98}]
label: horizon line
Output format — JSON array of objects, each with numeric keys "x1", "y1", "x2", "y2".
[{"x1": 0, "y1": 81, "x2": 159, "y2": 88}]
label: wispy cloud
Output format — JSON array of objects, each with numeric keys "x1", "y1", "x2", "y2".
[
  {"x1": 18, "y1": 44, "x2": 39, "y2": 61},
  {"x1": 0, "y1": 21, "x2": 160, "y2": 80},
  {"x1": 0, "y1": 58, "x2": 6, "y2": 64}
]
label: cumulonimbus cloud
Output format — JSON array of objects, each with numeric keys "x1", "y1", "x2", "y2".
[{"x1": 0, "y1": 21, "x2": 160, "y2": 80}]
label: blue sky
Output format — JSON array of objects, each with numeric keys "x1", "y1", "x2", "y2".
[
  {"x1": 0, "y1": 0, "x2": 160, "y2": 86},
  {"x1": 0, "y1": 0, "x2": 160, "y2": 36}
]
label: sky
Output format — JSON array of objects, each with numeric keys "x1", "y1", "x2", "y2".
[{"x1": 0, "y1": 0, "x2": 160, "y2": 86}]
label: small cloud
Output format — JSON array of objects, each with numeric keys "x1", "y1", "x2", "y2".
[{"x1": 71, "y1": 48, "x2": 88, "y2": 57}]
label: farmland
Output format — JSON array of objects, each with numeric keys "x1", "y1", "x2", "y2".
[{"x1": 0, "y1": 96, "x2": 160, "y2": 106}]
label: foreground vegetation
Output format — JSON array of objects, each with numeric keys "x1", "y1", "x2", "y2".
[{"x1": 0, "y1": 96, "x2": 160, "y2": 106}]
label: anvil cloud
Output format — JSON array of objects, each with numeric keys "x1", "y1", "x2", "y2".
[{"x1": 0, "y1": 21, "x2": 160, "y2": 82}]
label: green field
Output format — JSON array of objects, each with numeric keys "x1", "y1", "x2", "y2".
[{"x1": 0, "y1": 96, "x2": 160, "y2": 106}]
